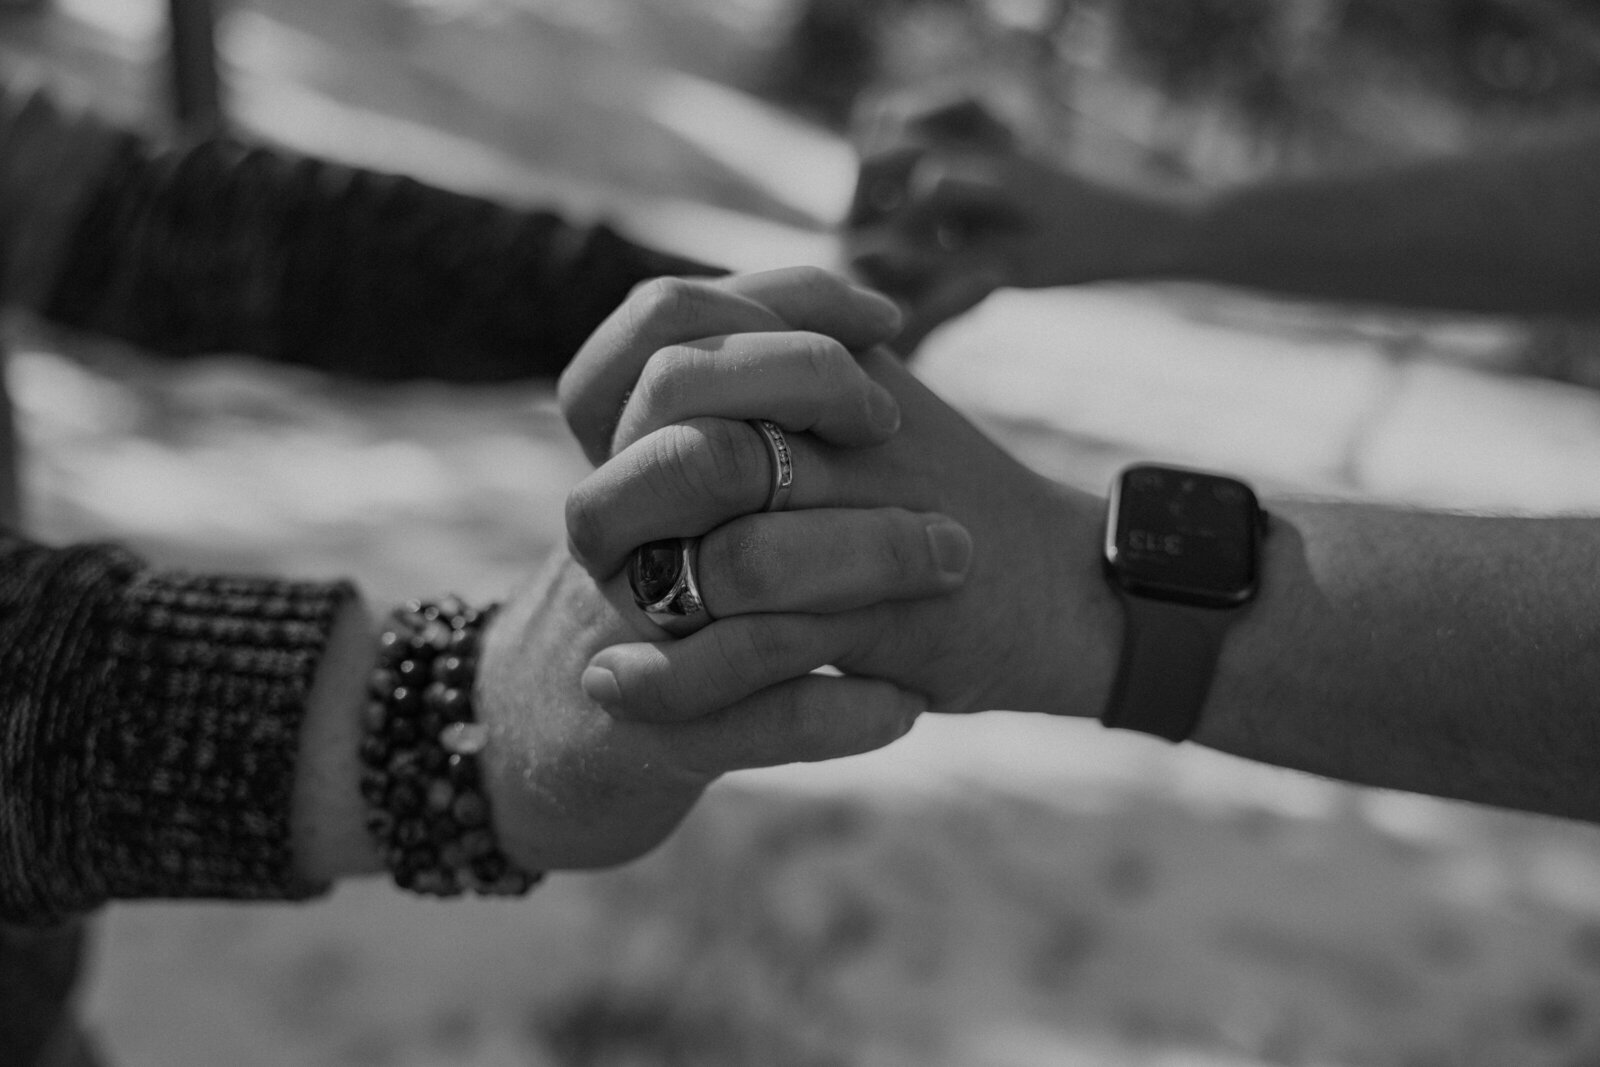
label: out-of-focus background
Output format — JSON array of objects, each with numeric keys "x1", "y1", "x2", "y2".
[{"x1": 10, "y1": 0, "x2": 1600, "y2": 1064}]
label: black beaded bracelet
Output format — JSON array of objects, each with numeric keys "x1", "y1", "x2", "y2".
[{"x1": 359, "y1": 596, "x2": 541, "y2": 898}]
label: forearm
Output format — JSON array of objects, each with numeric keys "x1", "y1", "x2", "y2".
[
  {"x1": 1177, "y1": 133, "x2": 1600, "y2": 314},
  {"x1": 1193, "y1": 500, "x2": 1600, "y2": 819},
  {"x1": 0, "y1": 85, "x2": 723, "y2": 380}
]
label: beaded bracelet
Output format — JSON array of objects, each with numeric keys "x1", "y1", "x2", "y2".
[{"x1": 359, "y1": 596, "x2": 541, "y2": 898}]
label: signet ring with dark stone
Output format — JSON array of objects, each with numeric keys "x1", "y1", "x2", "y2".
[{"x1": 628, "y1": 536, "x2": 712, "y2": 637}]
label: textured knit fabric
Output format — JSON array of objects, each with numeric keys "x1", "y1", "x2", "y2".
[
  {"x1": 40, "y1": 133, "x2": 724, "y2": 381},
  {"x1": 0, "y1": 82, "x2": 724, "y2": 384},
  {"x1": 0, "y1": 532, "x2": 355, "y2": 925}
]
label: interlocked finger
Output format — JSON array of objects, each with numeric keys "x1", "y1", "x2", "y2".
[
  {"x1": 657, "y1": 672, "x2": 926, "y2": 776},
  {"x1": 614, "y1": 507, "x2": 970, "y2": 643},
  {"x1": 696, "y1": 507, "x2": 969, "y2": 617},
  {"x1": 583, "y1": 610, "x2": 887, "y2": 723},
  {"x1": 560, "y1": 268, "x2": 904, "y2": 465},
  {"x1": 608, "y1": 329, "x2": 900, "y2": 458},
  {"x1": 567, "y1": 416, "x2": 942, "y2": 578}
]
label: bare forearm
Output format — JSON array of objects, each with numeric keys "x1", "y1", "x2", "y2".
[
  {"x1": 1196, "y1": 500, "x2": 1600, "y2": 819},
  {"x1": 1180, "y1": 133, "x2": 1600, "y2": 315}
]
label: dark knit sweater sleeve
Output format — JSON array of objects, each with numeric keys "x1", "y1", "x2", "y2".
[
  {"x1": 35, "y1": 125, "x2": 726, "y2": 381},
  {"x1": 0, "y1": 533, "x2": 356, "y2": 925}
]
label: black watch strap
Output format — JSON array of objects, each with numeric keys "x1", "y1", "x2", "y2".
[{"x1": 1102, "y1": 597, "x2": 1233, "y2": 742}]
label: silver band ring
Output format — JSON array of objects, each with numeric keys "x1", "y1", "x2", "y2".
[
  {"x1": 749, "y1": 419, "x2": 794, "y2": 513},
  {"x1": 628, "y1": 536, "x2": 712, "y2": 637}
]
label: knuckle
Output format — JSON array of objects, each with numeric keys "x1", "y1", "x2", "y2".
[
  {"x1": 635, "y1": 421, "x2": 746, "y2": 516},
  {"x1": 694, "y1": 418, "x2": 770, "y2": 505},
  {"x1": 562, "y1": 482, "x2": 607, "y2": 569},
  {"x1": 644, "y1": 432, "x2": 704, "y2": 499},
  {"x1": 708, "y1": 620, "x2": 784, "y2": 699},
  {"x1": 793, "y1": 332, "x2": 854, "y2": 392},
  {"x1": 554, "y1": 364, "x2": 582, "y2": 420},
  {"x1": 719, "y1": 524, "x2": 782, "y2": 607},
  {"x1": 632, "y1": 346, "x2": 696, "y2": 418},
  {"x1": 627, "y1": 275, "x2": 708, "y2": 327},
  {"x1": 555, "y1": 365, "x2": 611, "y2": 454},
  {"x1": 786, "y1": 263, "x2": 842, "y2": 296}
]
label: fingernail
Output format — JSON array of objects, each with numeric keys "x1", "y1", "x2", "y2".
[
  {"x1": 851, "y1": 284, "x2": 904, "y2": 332},
  {"x1": 581, "y1": 665, "x2": 622, "y2": 707},
  {"x1": 867, "y1": 384, "x2": 900, "y2": 434},
  {"x1": 926, "y1": 520, "x2": 973, "y2": 581}
]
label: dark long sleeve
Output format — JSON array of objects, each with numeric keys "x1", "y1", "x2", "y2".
[
  {"x1": 1, "y1": 85, "x2": 725, "y2": 381},
  {"x1": 0, "y1": 532, "x2": 354, "y2": 925}
]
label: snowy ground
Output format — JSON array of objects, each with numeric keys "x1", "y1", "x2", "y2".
[{"x1": 8, "y1": 2, "x2": 1600, "y2": 1064}]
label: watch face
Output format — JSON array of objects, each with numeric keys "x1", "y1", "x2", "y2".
[{"x1": 1105, "y1": 464, "x2": 1262, "y2": 607}]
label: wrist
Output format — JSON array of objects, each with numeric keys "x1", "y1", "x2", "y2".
[
  {"x1": 1012, "y1": 480, "x2": 1122, "y2": 719},
  {"x1": 291, "y1": 597, "x2": 384, "y2": 883},
  {"x1": 355, "y1": 598, "x2": 541, "y2": 897},
  {"x1": 1097, "y1": 465, "x2": 1268, "y2": 742}
]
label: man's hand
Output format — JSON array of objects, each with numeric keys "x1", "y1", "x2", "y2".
[{"x1": 559, "y1": 267, "x2": 1124, "y2": 728}]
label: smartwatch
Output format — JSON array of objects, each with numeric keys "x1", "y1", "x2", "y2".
[{"x1": 1101, "y1": 463, "x2": 1266, "y2": 741}]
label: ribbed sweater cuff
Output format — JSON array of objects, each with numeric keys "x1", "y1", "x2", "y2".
[{"x1": 0, "y1": 542, "x2": 354, "y2": 922}]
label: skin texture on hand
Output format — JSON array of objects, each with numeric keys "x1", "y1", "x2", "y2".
[
  {"x1": 559, "y1": 269, "x2": 1125, "y2": 725},
  {"x1": 596, "y1": 344, "x2": 1119, "y2": 720},
  {"x1": 290, "y1": 551, "x2": 926, "y2": 882},
  {"x1": 474, "y1": 556, "x2": 710, "y2": 871},
  {"x1": 472, "y1": 554, "x2": 925, "y2": 873}
]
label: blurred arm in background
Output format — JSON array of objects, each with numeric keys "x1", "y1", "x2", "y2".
[
  {"x1": 0, "y1": 83, "x2": 724, "y2": 382},
  {"x1": 844, "y1": 94, "x2": 1600, "y2": 351}
]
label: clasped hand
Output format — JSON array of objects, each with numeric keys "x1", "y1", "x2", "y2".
[
  {"x1": 561, "y1": 267, "x2": 1119, "y2": 735},
  {"x1": 471, "y1": 267, "x2": 1116, "y2": 875}
]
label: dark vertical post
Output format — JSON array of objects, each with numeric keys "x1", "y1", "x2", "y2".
[
  {"x1": 0, "y1": 361, "x2": 20, "y2": 531},
  {"x1": 168, "y1": 0, "x2": 224, "y2": 134}
]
